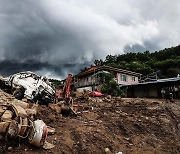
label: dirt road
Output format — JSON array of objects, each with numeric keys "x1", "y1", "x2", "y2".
[{"x1": 1, "y1": 97, "x2": 180, "y2": 154}]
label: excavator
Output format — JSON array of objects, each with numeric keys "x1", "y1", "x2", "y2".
[{"x1": 56, "y1": 74, "x2": 76, "y2": 116}]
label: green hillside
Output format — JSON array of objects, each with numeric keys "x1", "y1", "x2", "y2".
[{"x1": 94, "y1": 45, "x2": 180, "y2": 79}]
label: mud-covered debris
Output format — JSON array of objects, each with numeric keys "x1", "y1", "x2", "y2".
[
  {"x1": 105, "y1": 147, "x2": 112, "y2": 154},
  {"x1": 116, "y1": 152, "x2": 123, "y2": 154},
  {"x1": 1, "y1": 110, "x2": 13, "y2": 121},
  {"x1": 7, "y1": 147, "x2": 13, "y2": 151},
  {"x1": 49, "y1": 103, "x2": 62, "y2": 113},
  {"x1": 0, "y1": 121, "x2": 9, "y2": 133},
  {"x1": 0, "y1": 89, "x2": 55, "y2": 150},
  {"x1": 42, "y1": 141, "x2": 55, "y2": 150},
  {"x1": 47, "y1": 126, "x2": 56, "y2": 135},
  {"x1": 0, "y1": 71, "x2": 56, "y2": 105},
  {"x1": 12, "y1": 104, "x2": 27, "y2": 118},
  {"x1": 106, "y1": 95, "x2": 112, "y2": 99}
]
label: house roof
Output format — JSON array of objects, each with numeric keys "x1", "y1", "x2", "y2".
[
  {"x1": 76, "y1": 65, "x2": 142, "y2": 77},
  {"x1": 121, "y1": 77, "x2": 180, "y2": 87}
]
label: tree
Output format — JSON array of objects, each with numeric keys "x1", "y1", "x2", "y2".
[
  {"x1": 94, "y1": 59, "x2": 103, "y2": 66},
  {"x1": 101, "y1": 73, "x2": 123, "y2": 96},
  {"x1": 93, "y1": 45, "x2": 180, "y2": 78}
]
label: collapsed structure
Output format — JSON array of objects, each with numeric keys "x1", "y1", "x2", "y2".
[
  {"x1": 0, "y1": 72, "x2": 57, "y2": 151},
  {"x1": 0, "y1": 71, "x2": 56, "y2": 104},
  {"x1": 0, "y1": 70, "x2": 180, "y2": 153},
  {"x1": 0, "y1": 71, "x2": 78, "y2": 152},
  {"x1": 0, "y1": 89, "x2": 55, "y2": 149}
]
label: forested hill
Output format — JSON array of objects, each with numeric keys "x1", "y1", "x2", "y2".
[{"x1": 94, "y1": 45, "x2": 180, "y2": 79}]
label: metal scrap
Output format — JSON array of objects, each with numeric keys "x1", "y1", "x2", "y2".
[
  {"x1": 0, "y1": 71, "x2": 56, "y2": 105},
  {"x1": 0, "y1": 89, "x2": 55, "y2": 149}
]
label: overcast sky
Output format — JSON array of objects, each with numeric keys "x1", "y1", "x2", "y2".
[{"x1": 0, "y1": 0, "x2": 180, "y2": 79}]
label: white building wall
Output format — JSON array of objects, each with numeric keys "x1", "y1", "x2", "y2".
[
  {"x1": 117, "y1": 73, "x2": 139, "y2": 85},
  {"x1": 76, "y1": 86, "x2": 93, "y2": 92}
]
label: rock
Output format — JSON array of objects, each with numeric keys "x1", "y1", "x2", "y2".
[
  {"x1": 105, "y1": 147, "x2": 112, "y2": 154},
  {"x1": 47, "y1": 126, "x2": 55, "y2": 135},
  {"x1": 104, "y1": 97, "x2": 111, "y2": 102},
  {"x1": 116, "y1": 96, "x2": 121, "y2": 100},
  {"x1": 8, "y1": 147, "x2": 13, "y2": 151},
  {"x1": 124, "y1": 137, "x2": 130, "y2": 141},
  {"x1": 96, "y1": 98, "x2": 103, "y2": 103},
  {"x1": 24, "y1": 148, "x2": 28, "y2": 151},
  {"x1": 116, "y1": 152, "x2": 123, "y2": 154},
  {"x1": 90, "y1": 98, "x2": 96, "y2": 102},
  {"x1": 107, "y1": 95, "x2": 112, "y2": 99},
  {"x1": 42, "y1": 141, "x2": 55, "y2": 150}
]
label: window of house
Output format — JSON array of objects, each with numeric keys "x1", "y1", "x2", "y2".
[
  {"x1": 132, "y1": 76, "x2": 135, "y2": 81},
  {"x1": 87, "y1": 77, "x2": 92, "y2": 82},
  {"x1": 120, "y1": 74, "x2": 127, "y2": 82}
]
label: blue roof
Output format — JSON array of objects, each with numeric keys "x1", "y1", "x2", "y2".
[{"x1": 121, "y1": 77, "x2": 180, "y2": 87}]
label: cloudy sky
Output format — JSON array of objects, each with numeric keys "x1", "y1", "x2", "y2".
[{"x1": 0, "y1": 0, "x2": 180, "y2": 79}]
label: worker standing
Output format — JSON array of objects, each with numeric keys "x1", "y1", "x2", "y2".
[{"x1": 164, "y1": 87, "x2": 174, "y2": 103}]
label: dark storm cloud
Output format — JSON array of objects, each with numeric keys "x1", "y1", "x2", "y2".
[
  {"x1": 0, "y1": 60, "x2": 89, "y2": 79},
  {"x1": 0, "y1": 0, "x2": 180, "y2": 79}
]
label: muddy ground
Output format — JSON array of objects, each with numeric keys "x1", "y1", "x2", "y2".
[{"x1": 1, "y1": 97, "x2": 180, "y2": 154}]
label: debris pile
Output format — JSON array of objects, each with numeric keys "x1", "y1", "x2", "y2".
[
  {"x1": 0, "y1": 71, "x2": 74, "y2": 152},
  {"x1": 0, "y1": 72, "x2": 180, "y2": 153},
  {"x1": 0, "y1": 89, "x2": 55, "y2": 152},
  {"x1": 0, "y1": 71, "x2": 56, "y2": 105}
]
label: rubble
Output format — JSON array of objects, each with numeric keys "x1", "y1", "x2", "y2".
[
  {"x1": 7, "y1": 146, "x2": 13, "y2": 151},
  {"x1": 1, "y1": 110, "x2": 13, "y2": 121},
  {"x1": 0, "y1": 72, "x2": 180, "y2": 153},
  {"x1": 105, "y1": 147, "x2": 112, "y2": 154},
  {"x1": 1, "y1": 89, "x2": 180, "y2": 153},
  {"x1": 0, "y1": 71, "x2": 56, "y2": 105},
  {"x1": 47, "y1": 126, "x2": 56, "y2": 135},
  {"x1": 0, "y1": 89, "x2": 55, "y2": 151},
  {"x1": 42, "y1": 141, "x2": 55, "y2": 150}
]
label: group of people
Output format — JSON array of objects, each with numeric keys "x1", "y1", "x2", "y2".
[{"x1": 161, "y1": 86, "x2": 178, "y2": 103}]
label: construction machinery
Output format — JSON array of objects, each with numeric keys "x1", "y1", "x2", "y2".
[{"x1": 56, "y1": 74, "x2": 76, "y2": 115}]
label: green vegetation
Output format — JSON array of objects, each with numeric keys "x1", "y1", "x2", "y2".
[
  {"x1": 49, "y1": 79, "x2": 62, "y2": 89},
  {"x1": 94, "y1": 45, "x2": 180, "y2": 78},
  {"x1": 101, "y1": 73, "x2": 123, "y2": 96},
  {"x1": 50, "y1": 45, "x2": 180, "y2": 88}
]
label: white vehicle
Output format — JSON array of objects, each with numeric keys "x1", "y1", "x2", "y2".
[{"x1": 1, "y1": 71, "x2": 56, "y2": 104}]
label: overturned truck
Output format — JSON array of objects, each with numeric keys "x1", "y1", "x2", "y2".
[{"x1": 0, "y1": 71, "x2": 56, "y2": 104}]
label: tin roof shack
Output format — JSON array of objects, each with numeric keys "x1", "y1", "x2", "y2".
[
  {"x1": 74, "y1": 66, "x2": 141, "y2": 92},
  {"x1": 123, "y1": 77, "x2": 180, "y2": 98}
]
